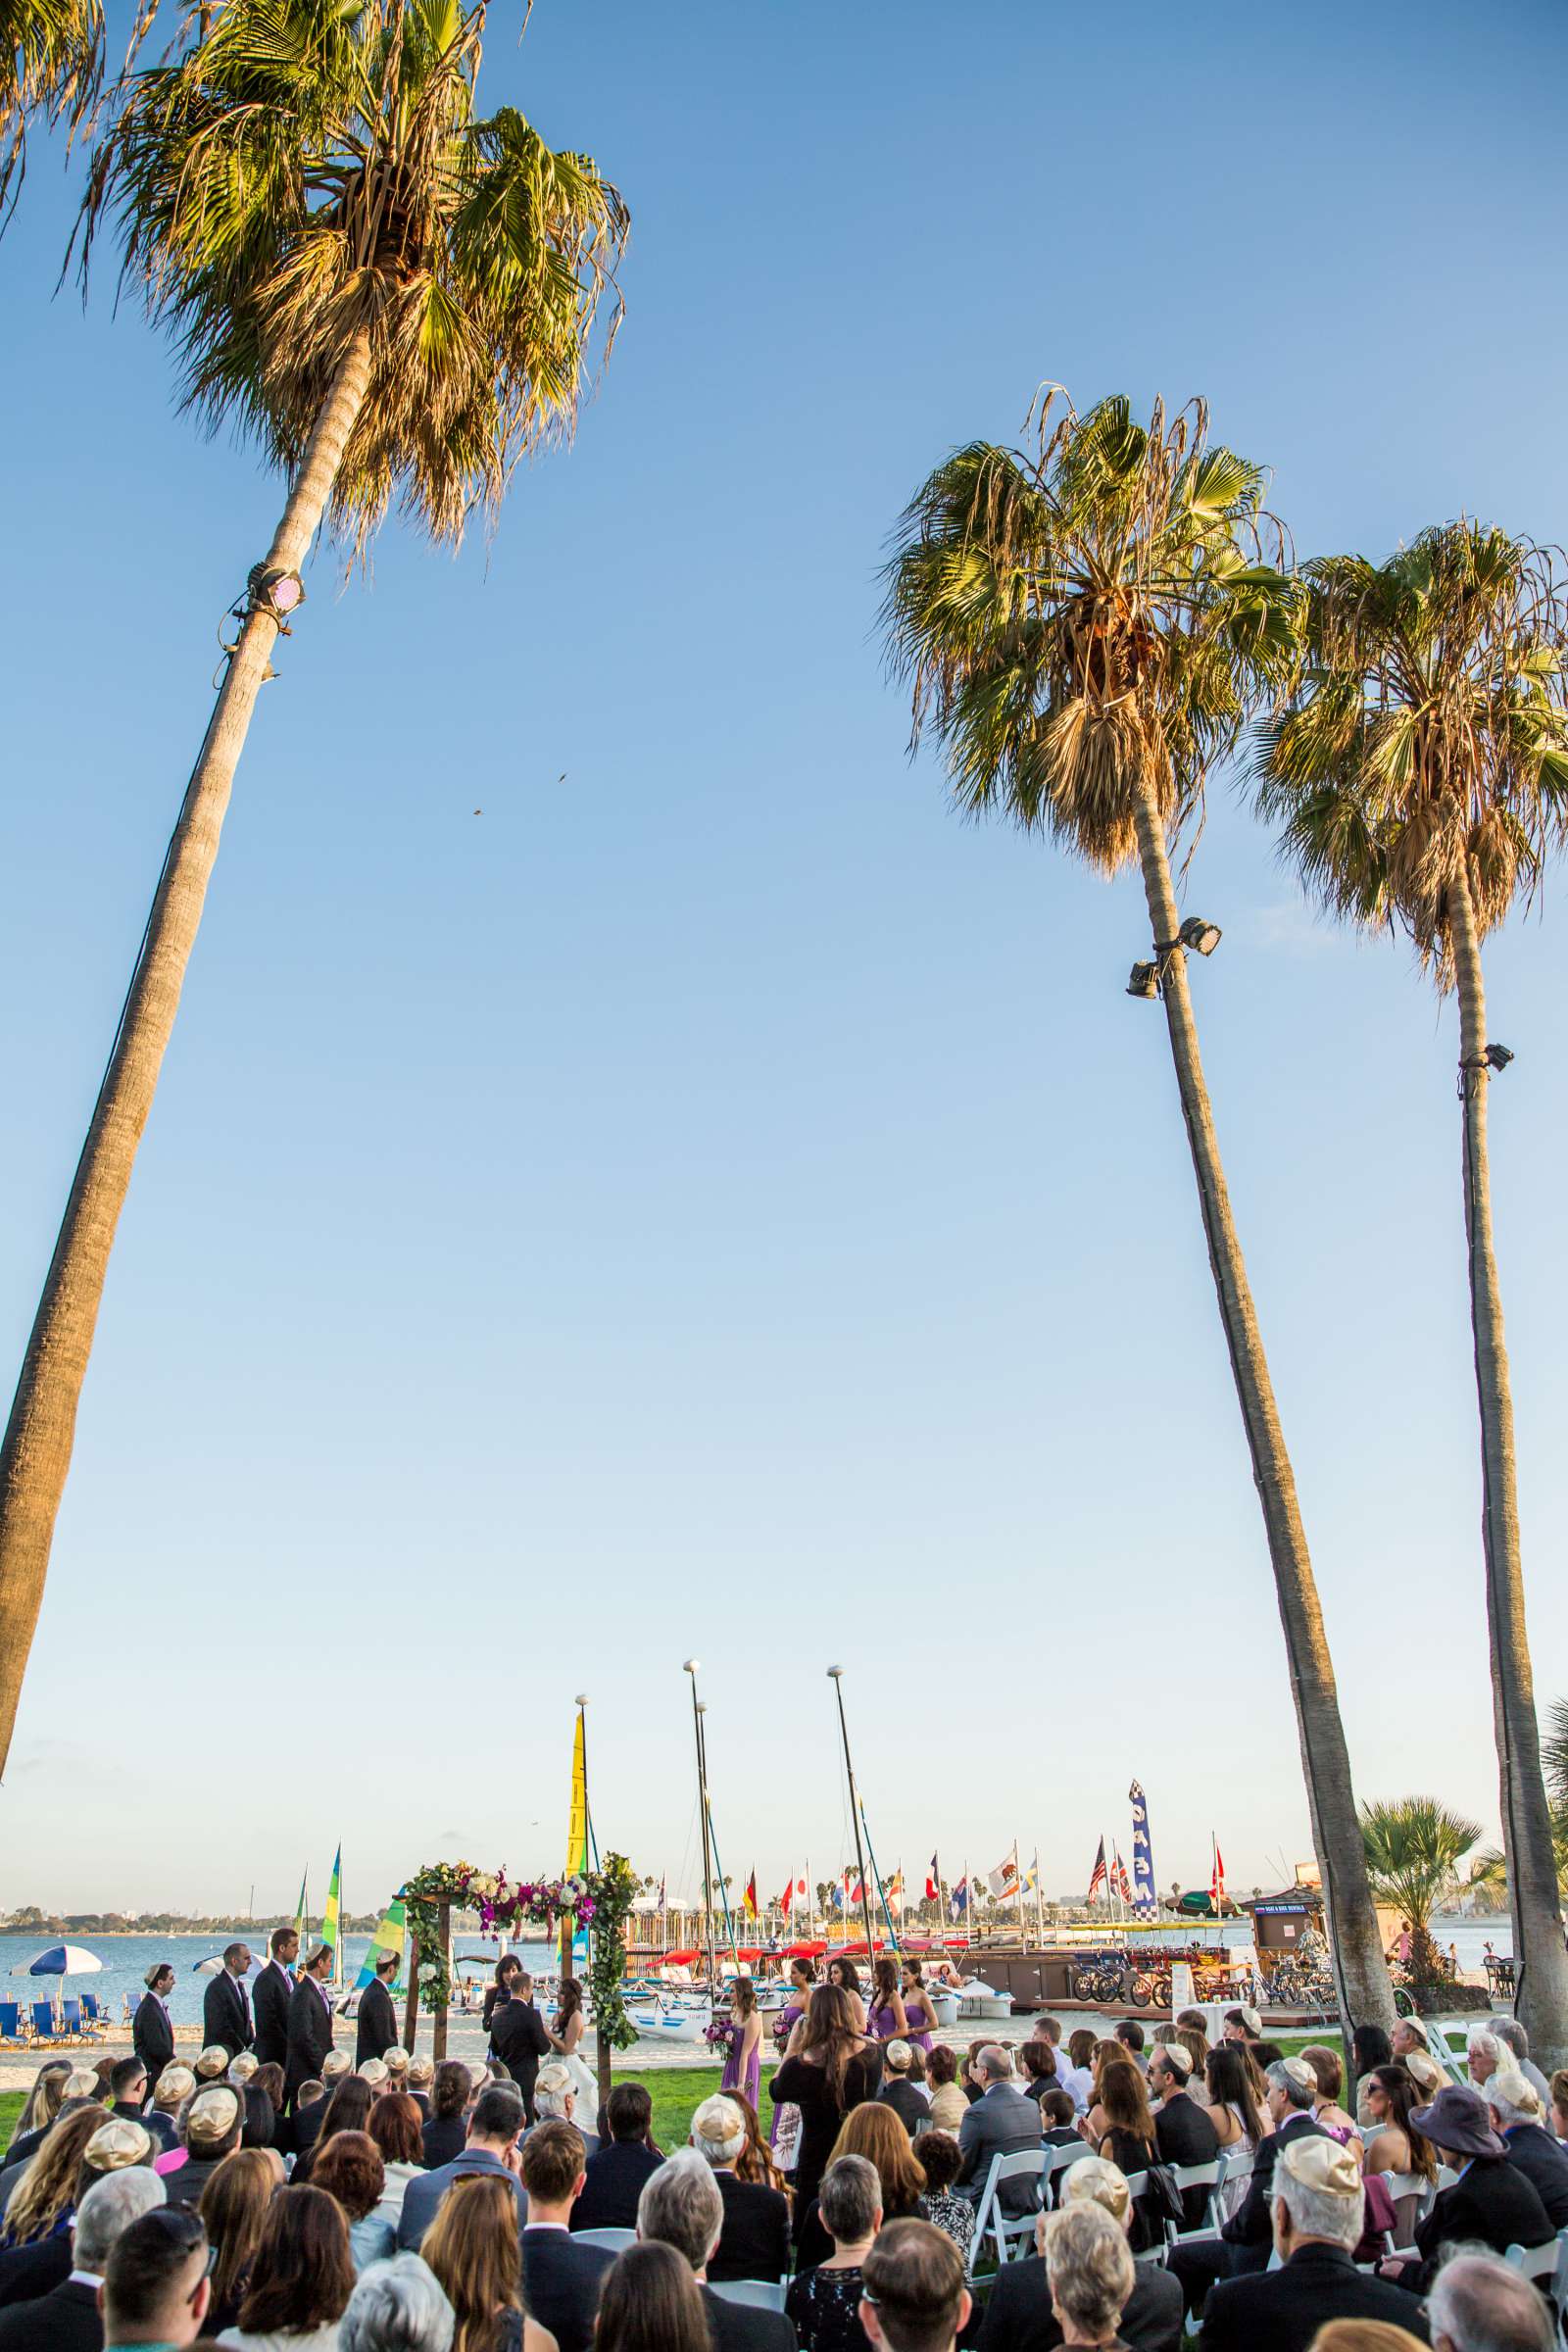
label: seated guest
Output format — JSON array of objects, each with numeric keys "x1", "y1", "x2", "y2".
[
  {"x1": 315, "y1": 2132, "x2": 397, "y2": 2272},
  {"x1": 1168, "y1": 2055, "x2": 1329, "y2": 2316},
  {"x1": 0, "y1": 2107, "x2": 105, "y2": 2263},
  {"x1": 923, "y1": 2049, "x2": 967, "y2": 2138},
  {"x1": 1221, "y1": 2008, "x2": 1261, "y2": 2047},
  {"x1": 730, "y1": 2095, "x2": 790, "y2": 2201},
  {"x1": 787, "y1": 2155, "x2": 880, "y2": 2352},
  {"x1": 1308, "y1": 2328, "x2": 1427, "y2": 2352},
  {"x1": 1084, "y1": 2062, "x2": 1159, "y2": 2253},
  {"x1": 1019, "y1": 2041, "x2": 1059, "y2": 2110},
  {"x1": 1361, "y1": 2067, "x2": 1436, "y2": 2180},
  {"x1": 594, "y1": 2240, "x2": 710, "y2": 2352},
  {"x1": 571, "y1": 2084, "x2": 662, "y2": 2232},
  {"x1": 1041, "y1": 2203, "x2": 1135, "y2": 2352},
  {"x1": 518, "y1": 2122, "x2": 611, "y2": 2352},
  {"x1": 530, "y1": 2069, "x2": 599, "y2": 2165},
  {"x1": 956, "y1": 2047, "x2": 1042, "y2": 2213},
  {"x1": 407, "y1": 2060, "x2": 436, "y2": 2121},
  {"x1": 359, "y1": 2061, "x2": 390, "y2": 2095},
  {"x1": 103, "y1": 2207, "x2": 212, "y2": 2350},
  {"x1": 240, "y1": 2082, "x2": 278, "y2": 2155},
  {"x1": 1041, "y1": 2092, "x2": 1081, "y2": 2149},
  {"x1": 422, "y1": 2174, "x2": 553, "y2": 2352},
  {"x1": 421, "y1": 2067, "x2": 474, "y2": 2174},
  {"x1": 915, "y1": 2134, "x2": 974, "y2": 2265},
  {"x1": 109, "y1": 2062, "x2": 165, "y2": 2144},
  {"x1": 637, "y1": 2149, "x2": 794, "y2": 2352},
  {"x1": 1150, "y1": 2043, "x2": 1218, "y2": 2167},
  {"x1": 1487, "y1": 2018, "x2": 1551, "y2": 2109},
  {"x1": 196, "y1": 2049, "x2": 233, "y2": 2086},
  {"x1": 0, "y1": 2066, "x2": 73, "y2": 2183},
  {"x1": 975, "y1": 2155, "x2": 1181, "y2": 2352},
  {"x1": 0, "y1": 2168, "x2": 166, "y2": 2352},
  {"x1": 858, "y1": 2218, "x2": 969, "y2": 2352},
  {"x1": 338, "y1": 2253, "x2": 457, "y2": 2352},
  {"x1": 1551, "y1": 2071, "x2": 1568, "y2": 2146},
  {"x1": 291, "y1": 2086, "x2": 330, "y2": 2166},
  {"x1": 1200, "y1": 2137, "x2": 1429, "y2": 2352},
  {"x1": 368, "y1": 2094, "x2": 427, "y2": 2233},
  {"x1": 200, "y1": 2148, "x2": 285, "y2": 2336},
  {"x1": 1114, "y1": 2024, "x2": 1148, "y2": 2076},
  {"x1": 296, "y1": 2080, "x2": 377, "y2": 2185},
  {"x1": 796, "y1": 2101, "x2": 926, "y2": 2272},
  {"x1": 151, "y1": 2068, "x2": 197, "y2": 2146},
  {"x1": 879, "y1": 2044, "x2": 927, "y2": 2139},
  {"x1": 1300, "y1": 2047, "x2": 1363, "y2": 2152},
  {"x1": 688, "y1": 2095, "x2": 789, "y2": 2284},
  {"x1": 398, "y1": 2085, "x2": 527, "y2": 2254},
  {"x1": 1425, "y1": 2248, "x2": 1557, "y2": 2352},
  {"x1": 229, "y1": 2056, "x2": 260, "y2": 2090},
  {"x1": 1484, "y1": 2072, "x2": 1568, "y2": 2228},
  {"x1": 1061, "y1": 2034, "x2": 1100, "y2": 2120},
  {"x1": 1381, "y1": 2085, "x2": 1551, "y2": 2299},
  {"x1": 163, "y1": 2087, "x2": 245, "y2": 2211},
  {"x1": 216, "y1": 2180, "x2": 355, "y2": 2350}
]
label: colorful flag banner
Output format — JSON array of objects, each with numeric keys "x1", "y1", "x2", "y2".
[
  {"x1": 1129, "y1": 1780, "x2": 1156, "y2": 1920},
  {"x1": 1210, "y1": 1838, "x2": 1226, "y2": 1912},
  {"x1": 744, "y1": 1872, "x2": 758, "y2": 1920},
  {"x1": 924, "y1": 1854, "x2": 941, "y2": 1902},
  {"x1": 1112, "y1": 1846, "x2": 1133, "y2": 1905},
  {"x1": 566, "y1": 1711, "x2": 590, "y2": 1878},
  {"x1": 1086, "y1": 1838, "x2": 1107, "y2": 1904},
  {"x1": 987, "y1": 1847, "x2": 1021, "y2": 1901},
  {"x1": 950, "y1": 1876, "x2": 970, "y2": 1918},
  {"x1": 356, "y1": 1895, "x2": 406, "y2": 1991}
]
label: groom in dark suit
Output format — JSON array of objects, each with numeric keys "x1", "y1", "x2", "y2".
[
  {"x1": 202, "y1": 1944, "x2": 255, "y2": 2059},
  {"x1": 285, "y1": 1944, "x2": 336, "y2": 2108},
  {"x1": 490, "y1": 1970, "x2": 552, "y2": 2119}
]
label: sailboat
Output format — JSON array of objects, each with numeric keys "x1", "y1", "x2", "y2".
[
  {"x1": 623, "y1": 1668, "x2": 717, "y2": 2044},
  {"x1": 356, "y1": 1896, "x2": 407, "y2": 1994}
]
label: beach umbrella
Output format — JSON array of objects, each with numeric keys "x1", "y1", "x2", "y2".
[
  {"x1": 9, "y1": 1943, "x2": 104, "y2": 1978},
  {"x1": 192, "y1": 1953, "x2": 266, "y2": 1981}
]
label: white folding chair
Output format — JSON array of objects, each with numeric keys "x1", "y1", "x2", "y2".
[
  {"x1": 1116, "y1": 2171, "x2": 1168, "y2": 2267},
  {"x1": 1505, "y1": 2240, "x2": 1560, "y2": 2288},
  {"x1": 710, "y1": 2281, "x2": 788, "y2": 2313},
  {"x1": 1162, "y1": 2157, "x2": 1228, "y2": 2246},
  {"x1": 967, "y1": 2149, "x2": 1047, "y2": 2276},
  {"x1": 1374, "y1": 2169, "x2": 1434, "y2": 2253},
  {"x1": 573, "y1": 2227, "x2": 636, "y2": 2252}
]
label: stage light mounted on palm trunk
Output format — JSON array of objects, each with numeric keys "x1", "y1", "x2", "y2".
[
  {"x1": 247, "y1": 564, "x2": 307, "y2": 629},
  {"x1": 1127, "y1": 960, "x2": 1161, "y2": 1001},
  {"x1": 1483, "y1": 1043, "x2": 1514, "y2": 1072},
  {"x1": 1177, "y1": 916, "x2": 1222, "y2": 956}
]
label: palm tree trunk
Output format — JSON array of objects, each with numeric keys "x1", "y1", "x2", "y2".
[
  {"x1": 0, "y1": 327, "x2": 374, "y2": 1774},
  {"x1": 1447, "y1": 870, "x2": 1568, "y2": 2068},
  {"x1": 1129, "y1": 777, "x2": 1394, "y2": 2037}
]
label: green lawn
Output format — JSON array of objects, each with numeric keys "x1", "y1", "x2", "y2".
[
  {"x1": 640, "y1": 2065, "x2": 777, "y2": 2150},
  {"x1": 0, "y1": 2093, "x2": 23, "y2": 2152}
]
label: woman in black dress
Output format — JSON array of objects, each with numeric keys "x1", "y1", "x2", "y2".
[
  {"x1": 786, "y1": 2154, "x2": 882, "y2": 2352},
  {"x1": 768, "y1": 1985, "x2": 877, "y2": 2238},
  {"x1": 1088, "y1": 2060, "x2": 1159, "y2": 2253},
  {"x1": 483, "y1": 1955, "x2": 524, "y2": 2043}
]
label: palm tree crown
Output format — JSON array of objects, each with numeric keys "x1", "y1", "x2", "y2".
[
  {"x1": 79, "y1": 0, "x2": 628, "y2": 552},
  {"x1": 1, "y1": 0, "x2": 103, "y2": 212},
  {"x1": 1360, "y1": 1794, "x2": 1483, "y2": 1933},
  {"x1": 882, "y1": 390, "x2": 1298, "y2": 865},
  {"x1": 1258, "y1": 523, "x2": 1568, "y2": 979}
]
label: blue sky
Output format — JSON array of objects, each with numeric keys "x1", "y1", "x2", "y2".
[{"x1": 1, "y1": 0, "x2": 1565, "y2": 1917}]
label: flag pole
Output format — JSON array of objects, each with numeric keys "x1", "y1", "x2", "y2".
[
  {"x1": 683, "y1": 1662, "x2": 717, "y2": 1996},
  {"x1": 828, "y1": 1668, "x2": 877, "y2": 1961}
]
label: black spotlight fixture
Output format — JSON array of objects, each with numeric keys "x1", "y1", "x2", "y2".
[
  {"x1": 1177, "y1": 916, "x2": 1222, "y2": 956},
  {"x1": 1126, "y1": 960, "x2": 1161, "y2": 1001}
]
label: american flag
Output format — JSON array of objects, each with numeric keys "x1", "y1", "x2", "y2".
[{"x1": 1087, "y1": 1838, "x2": 1108, "y2": 1904}]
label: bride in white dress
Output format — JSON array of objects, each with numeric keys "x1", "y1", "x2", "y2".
[{"x1": 548, "y1": 1977, "x2": 598, "y2": 2128}]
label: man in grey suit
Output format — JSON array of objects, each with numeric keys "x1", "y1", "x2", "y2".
[{"x1": 956, "y1": 2046, "x2": 1044, "y2": 2216}]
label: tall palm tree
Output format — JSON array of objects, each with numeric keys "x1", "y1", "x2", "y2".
[
  {"x1": 0, "y1": 0, "x2": 627, "y2": 1772},
  {"x1": 1259, "y1": 524, "x2": 1568, "y2": 2066},
  {"x1": 1, "y1": 0, "x2": 103, "y2": 211},
  {"x1": 883, "y1": 390, "x2": 1395, "y2": 2035},
  {"x1": 1360, "y1": 1795, "x2": 1483, "y2": 1938}
]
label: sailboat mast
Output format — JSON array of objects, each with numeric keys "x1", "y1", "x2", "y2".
[
  {"x1": 827, "y1": 1668, "x2": 877, "y2": 1959},
  {"x1": 683, "y1": 1662, "x2": 717, "y2": 1992}
]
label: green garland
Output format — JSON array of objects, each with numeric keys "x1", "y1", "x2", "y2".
[{"x1": 402, "y1": 1853, "x2": 639, "y2": 2052}]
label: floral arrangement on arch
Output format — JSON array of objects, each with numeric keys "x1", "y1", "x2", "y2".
[{"x1": 402, "y1": 1852, "x2": 639, "y2": 2052}]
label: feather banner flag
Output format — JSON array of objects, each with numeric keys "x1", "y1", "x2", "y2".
[{"x1": 1128, "y1": 1780, "x2": 1156, "y2": 1919}]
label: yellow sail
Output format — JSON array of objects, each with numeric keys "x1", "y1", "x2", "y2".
[{"x1": 566, "y1": 1713, "x2": 589, "y2": 1877}]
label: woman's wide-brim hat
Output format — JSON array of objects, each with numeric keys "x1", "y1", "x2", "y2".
[{"x1": 1411, "y1": 2082, "x2": 1507, "y2": 2159}]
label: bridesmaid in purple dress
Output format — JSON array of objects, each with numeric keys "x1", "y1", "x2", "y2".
[
  {"x1": 768, "y1": 1957, "x2": 816, "y2": 2150},
  {"x1": 864, "y1": 1957, "x2": 909, "y2": 2044},
  {"x1": 900, "y1": 1958, "x2": 938, "y2": 2054},
  {"x1": 720, "y1": 1977, "x2": 763, "y2": 2110}
]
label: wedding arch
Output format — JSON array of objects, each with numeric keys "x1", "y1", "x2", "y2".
[{"x1": 401, "y1": 1852, "x2": 639, "y2": 2103}]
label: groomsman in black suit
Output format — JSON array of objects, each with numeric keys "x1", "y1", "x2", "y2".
[
  {"x1": 202, "y1": 1944, "x2": 255, "y2": 2059},
  {"x1": 285, "y1": 1944, "x2": 337, "y2": 2108},
  {"x1": 356, "y1": 1951, "x2": 402, "y2": 2066},
  {"x1": 253, "y1": 1928, "x2": 299, "y2": 2070},
  {"x1": 133, "y1": 1965, "x2": 176, "y2": 2093}
]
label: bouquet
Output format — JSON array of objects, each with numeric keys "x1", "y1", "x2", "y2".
[{"x1": 705, "y1": 2018, "x2": 737, "y2": 2052}]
